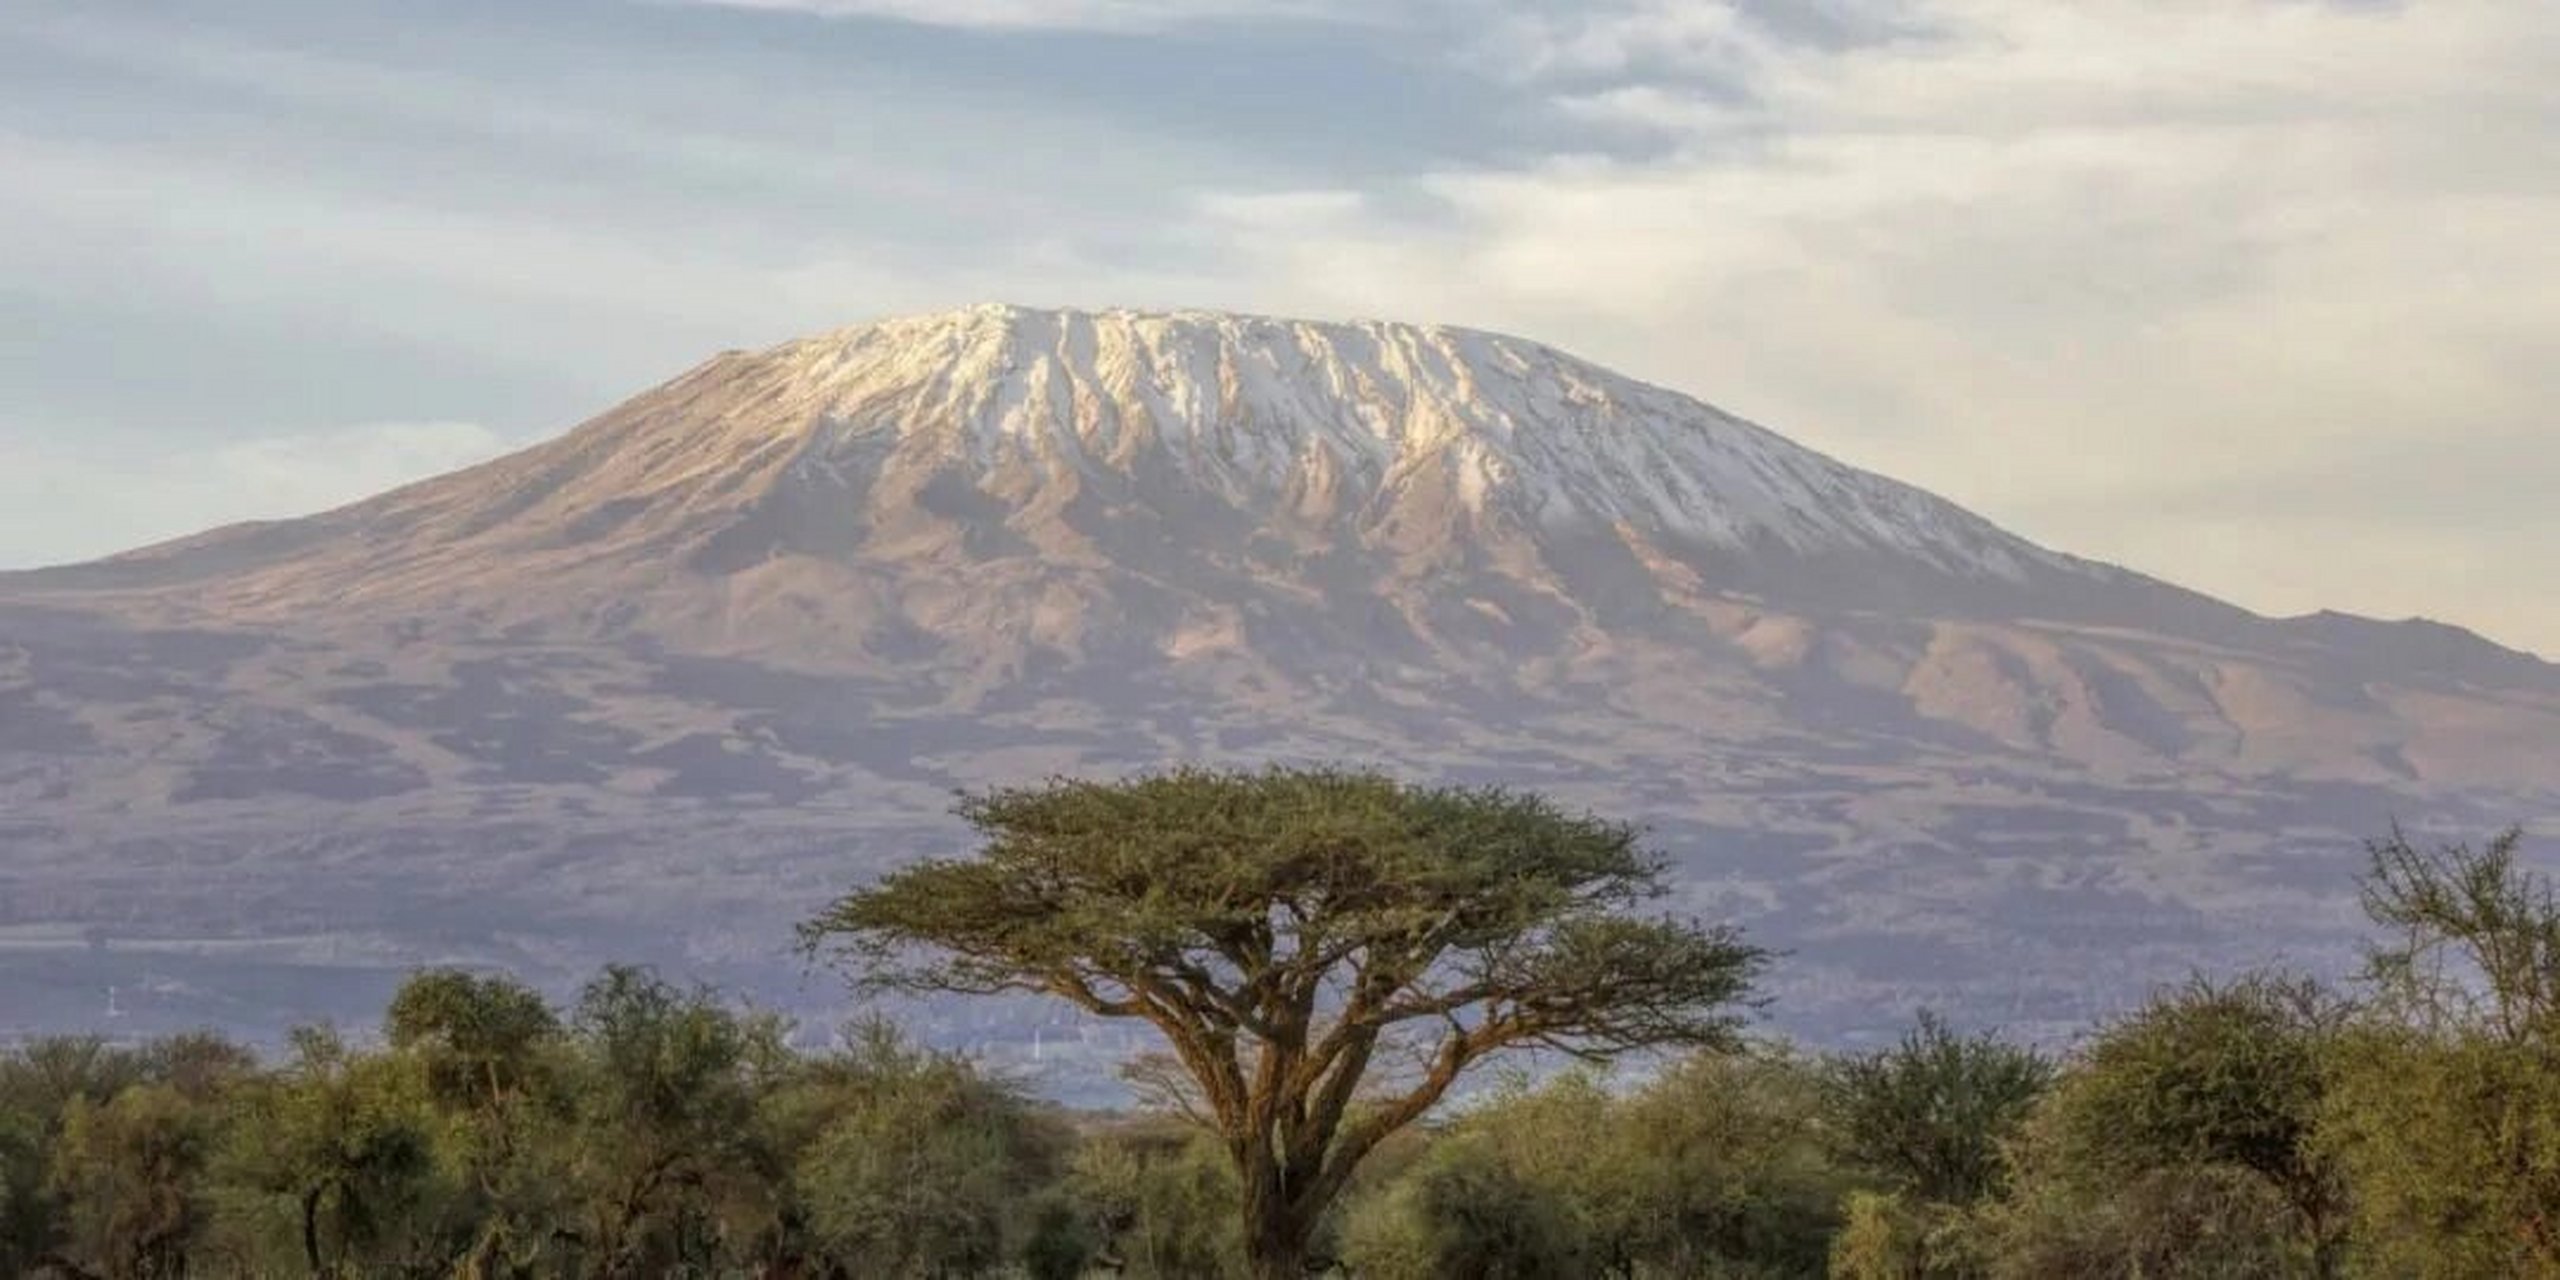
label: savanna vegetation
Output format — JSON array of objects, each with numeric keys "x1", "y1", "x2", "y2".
[{"x1": 1, "y1": 767, "x2": 2550, "y2": 1279}]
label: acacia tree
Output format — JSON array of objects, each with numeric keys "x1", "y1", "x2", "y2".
[{"x1": 804, "y1": 767, "x2": 1766, "y2": 1279}]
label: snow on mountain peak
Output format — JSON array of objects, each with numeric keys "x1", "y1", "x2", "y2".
[{"x1": 732, "y1": 304, "x2": 2077, "y2": 582}]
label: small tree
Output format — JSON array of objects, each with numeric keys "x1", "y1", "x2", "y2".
[
  {"x1": 2359, "y1": 826, "x2": 2557, "y2": 1039},
  {"x1": 48, "y1": 1085, "x2": 212, "y2": 1280},
  {"x1": 1980, "y1": 974, "x2": 2347, "y2": 1278},
  {"x1": 805, "y1": 767, "x2": 1766, "y2": 1279},
  {"x1": 382, "y1": 968, "x2": 572, "y2": 1274},
  {"x1": 1610, "y1": 1050, "x2": 1846, "y2": 1275},
  {"x1": 776, "y1": 1020, "x2": 1068, "y2": 1277},
  {"x1": 212, "y1": 1027, "x2": 439, "y2": 1278},
  {"x1": 385, "y1": 969, "x2": 560, "y2": 1114},
  {"x1": 1351, "y1": 1051, "x2": 1845, "y2": 1279},
  {"x1": 1, "y1": 1038, "x2": 152, "y2": 1275},
  {"x1": 1975, "y1": 1121, "x2": 2304, "y2": 1280},
  {"x1": 1341, "y1": 1134, "x2": 1581, "y2": 1280},
  {"x1": 2322, "y1": 826, "x2": 2560, "y2": 1273},
  {"x1": 563, "y1": 966, "x2": 779, "y2": 1279},
  {"x1": 1068, "y1": 1124, "x2": 1247, "y2": 1278},
  {"x1": 1827, "y1": 1012, "x2": 2054, "y2": 1207}
]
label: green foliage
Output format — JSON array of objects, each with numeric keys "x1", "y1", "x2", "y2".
[
  {"x1": 3, "y1": 813, "x2": 2552, "y2": 1280},
  {"x1": 382, "y1": 969, "x2": 580, "y2": 1276},
  {"x1": 210, "y1": 1026, "x2": 443, "y2": 1277},
  {"x1": 1828, "y1": 1190, "x2": 1958, "y2": 1280},
  {"x1": 1, "y1": 1036, "x2": 148, "y2": 1274},
  {"x1": 1, "y1": 1033, "x2": 250, "y2": 1279},
  {"x1": 558, "y1": 964, "x2": 780, "y2": 1277},
  {"x1": 2359, "y1": 826, "x2": 2557, "y2": 1038},
  {"x1": 1344, "y1": 1132, "x2": 1583, "y2": 1280},
  {"x1": 48, "y1": 1083, "x2": 213, "y2": 1279},
  {"x1": 1019, "y1": 1190, "x2": 1100, "y2": 1280},
  {"x1": 1972, "y1": 1109, "x2": 2310, "y2": 1280},
  {"x1": 1970, "y1": 974, "x2": 2348, "y2": 1277},
  {"x1": 1604, "y1": 1051, "x2": 1846, "y2": 1276},
  {"x1": 2060, "y1": 976, "x2": 2342, "y2": 1202},
  {"x1": 776, "y1": 1018, "x2": 1070, "y2": 1277},
  {"x1": 1342, "y1": 1051, "x2": 1846, "y2": 1279},
  {"x1": 386, "y1": 968, "x2": 561, "y2": 1112},
  {"x1": 1825, "y1": 1012, "x2": 2053, "y2": 1208},
  {"x1": 9, "y1": 1037, "x2": 154, "y2": 1116},
  {"x1": 1068, "y1": 1123, "x2": 1248, "y2": 1278},
  {"x1": 133, "y1": 1034, "x2": 258, "y2": 1103},
  {"x1": 2316, "y1": 826, "x2": 2560, "y2": 1274},
  {"x1": 2320, "y1": 1024, "x2": 2560, "y2": 1278}
]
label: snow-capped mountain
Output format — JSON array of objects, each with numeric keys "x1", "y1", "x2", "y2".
[
  {"x1": 740, "y1": 304, "x2": 2093, "y2": 580},
  {"x1": 3, "y1": 306, "x2": 2552, "y2": 1061},
  {"x1": 49, "y1": 305, "x2": 2170, "y2": 627}
]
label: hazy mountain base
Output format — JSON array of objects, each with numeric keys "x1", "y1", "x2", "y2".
[{"x1": 1, "y1": 604, "x2": 2528, "y2": 1084}]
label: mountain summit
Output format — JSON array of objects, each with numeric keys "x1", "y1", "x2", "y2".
[
  {"x1": 2, "y1": 305, "x2": 2552, "y2": 1050},
  {"x1": 723, "y1": 304, "x2": 2089, "y2": 579},
  {"x1": 51, "y1": 306, "x2": 2188, "y2": 651}
]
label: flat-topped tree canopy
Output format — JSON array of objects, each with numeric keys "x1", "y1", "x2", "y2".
[{"x1": 803, "y1": 765, "x2": 1765, "y2": 1279}]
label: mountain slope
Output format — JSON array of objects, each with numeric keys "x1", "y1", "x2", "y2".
[{"x1": 2, "y1": 305, "x2": 2551, "y2": 1064}]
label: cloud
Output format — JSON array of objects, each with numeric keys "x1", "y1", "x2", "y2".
[
  {"x1": 0, "y1": 423, "x2": 520, "y2": 569},
  {"x1": 5, "y1": 0, "x2": 2553, "y2": 653},
  {"x1": 1180, "y1": 0, "x2": 2560, "y2": 650},
  {"x1": 0, "y1": 8, "x2": 1273, "y2": 406},
  {"x1": 656, "y1": 0, "x2": 1364, "y2": 33}
]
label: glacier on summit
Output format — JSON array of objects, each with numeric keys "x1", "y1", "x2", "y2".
[{"x1": 762, "y1": 305, "x2": 2084, "y2": 578}]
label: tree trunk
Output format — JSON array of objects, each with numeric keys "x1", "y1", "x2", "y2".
[
  {"x1": 1246, "y1": 1232, "x2": 1309, "y2": 1280},
  {"x1": 1241, "y1": 1175, "x2": 1313, "y2": 1280},
  {"x1": 300, "y1": 1184, "x2": 325, "y2": 1276}
]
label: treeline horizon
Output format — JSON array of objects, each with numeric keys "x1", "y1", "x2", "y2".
[{"x1": 1, "y1": 769, "x2": 2552, "y2": 1278}]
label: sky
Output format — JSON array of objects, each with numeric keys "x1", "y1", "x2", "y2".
[{"x1": 4, "y1": 0, "x2": 2555, "y2": 655}]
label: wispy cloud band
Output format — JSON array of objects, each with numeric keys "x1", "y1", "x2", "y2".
[{"x1": 654, "y1": 0, "x2": 1367, "y2": 34}]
